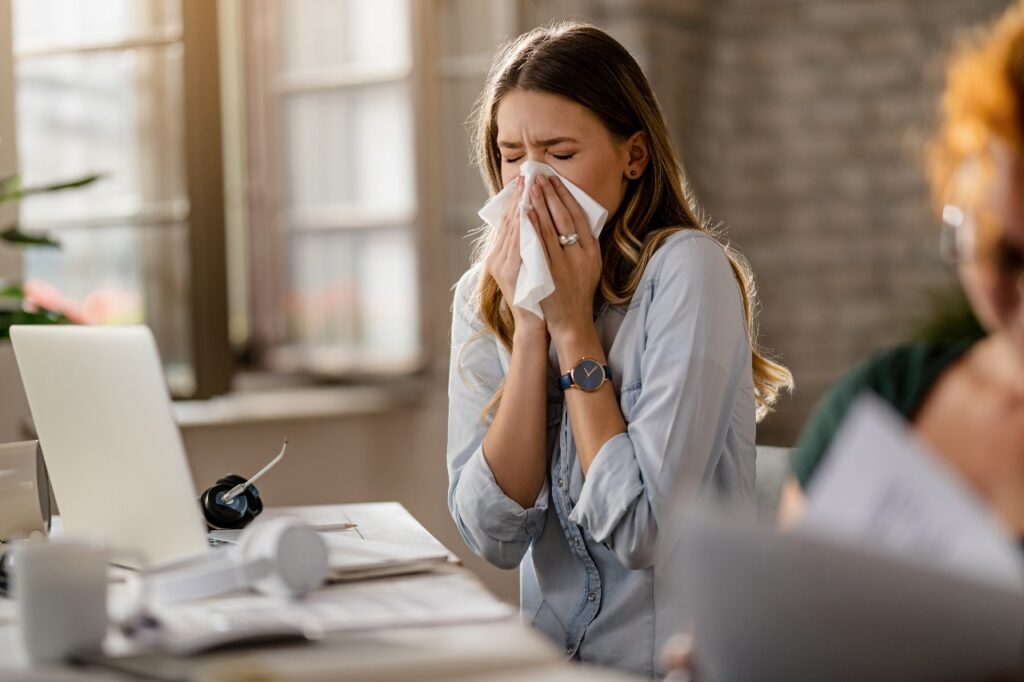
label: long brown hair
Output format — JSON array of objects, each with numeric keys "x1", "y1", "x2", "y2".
[{"x1": 467, "y1": 21, "x2": 792, "y2": 421}]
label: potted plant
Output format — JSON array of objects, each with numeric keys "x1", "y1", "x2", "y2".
[
  {"x1": 0, "y1": 172, "x2": 100, "y2": 441},
  {"x1": 0, "y1": 173, "x2": 101, "y2": 337}
]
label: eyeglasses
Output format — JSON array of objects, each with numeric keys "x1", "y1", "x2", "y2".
[{"x1": 941, "y1": 203, "x2": 1024, "y2": 294}]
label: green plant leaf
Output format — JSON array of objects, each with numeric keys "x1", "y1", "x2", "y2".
[
  {"x1": 0, "y1": 225, "x2": 61, "y2": 248},
  {"x1": 0, "y1": 175, "x2": 20, "y2": 197},
  {"x1": 0, "y1": 173, "x2": 103, "y2": 205},
  {"x1": 0, "y1": 307, "x2": 72, "y2": 339},
  {"x1": 0, "y1": 282, "x2": 25, "y2": 300}
]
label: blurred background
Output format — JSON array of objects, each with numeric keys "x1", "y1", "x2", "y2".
[{"x1": 0, "y1": 0, "x2": 1010, "y2": 601}]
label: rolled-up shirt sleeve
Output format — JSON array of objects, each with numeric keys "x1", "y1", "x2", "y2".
[
  {"x1": 446, "y1": 268, "x2": 549, "y2": 570},
  {"x1": 569, "y1": 235, "x2": 751, "y2": 570}
]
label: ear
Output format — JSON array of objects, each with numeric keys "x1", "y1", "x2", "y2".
[{"x1": 623, "y1": 131, "x2": 649, "y2": 180}]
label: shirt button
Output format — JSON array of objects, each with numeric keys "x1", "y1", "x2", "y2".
[
  {"x1": 566, "y1": 647, "x2": 573, "y2": 655},
  {"x1": 571, "y1": 537, "x2": 580, "y2": 547},
  {"x1": 587, "y1": 592, "x2": 597, "y2": 602},
  {"x1": 557, "y1": 478, "x2": 565, "y2": 489}
]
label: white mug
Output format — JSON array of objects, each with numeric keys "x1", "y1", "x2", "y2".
[
  {"x1": 12, "y1": 538, "x2": 108, "y2": 663},
  {"x1": 0, "y1": 441, "x2": 51, "y2": 541}
]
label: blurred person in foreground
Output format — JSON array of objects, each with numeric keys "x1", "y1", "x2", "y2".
[{"x1": 781, "y1": 3, "x2": 1024, "y2": 537}]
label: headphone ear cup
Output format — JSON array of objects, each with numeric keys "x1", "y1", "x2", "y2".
[
  {"x1": 199, "y1": 484, "x2": 241, "y2": 530},
  {"x1": 146, "y1": 518, "x2": 328, "y2": 604},
  {"x1": 246, "y1": 485, "x2": 264, "y2": 518},
  {"x1": 242, "y1": 518, "x2": 328, "y2": 598},
  {"x1": 217, "y1": 474, "x2": 247, "y2": 488},
  {"x1": 199, "y1": 475, "x2": 259, "y2": 530}
]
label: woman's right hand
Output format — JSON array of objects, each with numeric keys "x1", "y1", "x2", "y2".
[{"x1": 484, "y1": 177, "x2": 547, "y2": 338}]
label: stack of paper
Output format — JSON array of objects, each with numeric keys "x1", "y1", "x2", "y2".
[{"x1": 319, "y1": 534, "x2": 451, "y2": 581}]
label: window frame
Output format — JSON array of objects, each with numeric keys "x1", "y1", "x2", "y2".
[{"x1": 181, "y1": 0, "x2": 232, "y2": 398}]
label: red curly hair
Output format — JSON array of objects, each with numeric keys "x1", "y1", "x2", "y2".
[{"x1": 930, "y1": 3, "x2": 1024, "y2": 210}]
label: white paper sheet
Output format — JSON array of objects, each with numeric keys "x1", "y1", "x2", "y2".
[{"x1": 799, "y1": 394, "x2": 1024, "y2": 590}]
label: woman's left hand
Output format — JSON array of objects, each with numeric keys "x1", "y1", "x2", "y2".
[{"x1": 527, "y1": 174, "x2": 603, "y2": 344}]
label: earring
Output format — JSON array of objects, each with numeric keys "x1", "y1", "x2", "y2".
[{"x1": 630, "y1": 169, "x2": 638, "y2": 177}]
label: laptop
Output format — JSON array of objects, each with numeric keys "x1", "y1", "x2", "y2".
[
  {"x1": 10, "y1": 325, "x2": 209, "y2": 567},
  {"x1": 669, "y1": 512, "x2": 1024, "y2": 682}
]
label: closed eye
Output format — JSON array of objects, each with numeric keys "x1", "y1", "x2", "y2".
[
  {"x1": 551, "y1": 153, "x2": 575, "y2": 161},
  {"x1": 503, "y1": 156, "x2": 524, "y2": 164}
]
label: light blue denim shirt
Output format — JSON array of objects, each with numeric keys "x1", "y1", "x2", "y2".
[{"x1": 446, "y1": 229, "x2": 756, "y2": 676}]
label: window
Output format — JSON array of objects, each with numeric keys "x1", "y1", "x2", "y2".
[
  {"x1": 10, "y1": 0, "x2": 229, "y2": 397},
  {"x1": 245, "y1": 0, "x2": 421, "y2": 376},
  {"x1": 3, "y1": 0, "x2": 524, "y2": 402}
]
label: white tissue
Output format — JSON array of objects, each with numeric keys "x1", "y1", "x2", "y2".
[{"x1": 477, "y1": 161, "x2": 609, "y2": 319}]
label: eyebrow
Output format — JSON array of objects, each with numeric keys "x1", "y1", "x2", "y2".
[{"x1": 497, "y1": 136, "x2": 579, "y2": 149}]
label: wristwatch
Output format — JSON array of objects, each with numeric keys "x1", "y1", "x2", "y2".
[{"x1": 558, "y1": 358, "x2": 611, "y2": 392}]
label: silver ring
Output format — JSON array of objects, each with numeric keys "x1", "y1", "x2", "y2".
[{"x1": 558, "y1": 233, "x2": 579, "y2": 247}]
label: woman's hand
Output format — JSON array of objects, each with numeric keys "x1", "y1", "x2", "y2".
[
  {"x1": 660, "y1": 631, "x2": 701, "y2": 681},
  {"x1": 527, "y1": 174, "x2": 603, "y2": 346},
  {"x1": 484, "y1": 177, "x2": 546, "y2": 338}
]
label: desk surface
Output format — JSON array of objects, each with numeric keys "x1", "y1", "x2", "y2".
[{"x1": 0, "y1": 503, "x2": 642, "y2": 681}]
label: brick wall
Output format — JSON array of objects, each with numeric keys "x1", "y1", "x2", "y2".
[
  {"x1": 528, "y1": 0, "x2": 1010, "y2": 443},
  {"x1": 682, "y1": 0, "x2": 1010, "y2": 442}
]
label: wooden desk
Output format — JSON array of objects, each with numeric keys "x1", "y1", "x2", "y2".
[{"x1": 0, "y1": 503, "x2": 642, "y2": 681}]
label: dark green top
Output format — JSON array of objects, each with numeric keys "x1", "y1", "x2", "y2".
[{"x1": 790, "y1": 341, "x2": 977, "y2": 488}]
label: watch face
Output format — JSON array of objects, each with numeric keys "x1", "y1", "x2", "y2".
[{"x1": 572, "y1": 359, "x2": 605, "y2": 391}]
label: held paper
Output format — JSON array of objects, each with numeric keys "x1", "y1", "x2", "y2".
[{"x1": 799, "y1": 393, "x2": 1023, "y2": 590}]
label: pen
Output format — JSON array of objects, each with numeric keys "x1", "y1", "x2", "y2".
[{"x1": 312, "y1": 523, "x2": 358, "y2": 532}]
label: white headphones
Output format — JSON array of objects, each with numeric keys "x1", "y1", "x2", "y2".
[{"x1": 146, "y1": 517, "x2": 329, "y2": 604}]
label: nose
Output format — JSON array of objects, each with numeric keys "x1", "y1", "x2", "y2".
[{"x1": 525, "y1": 148, "x2": 546, "y2": 163}]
